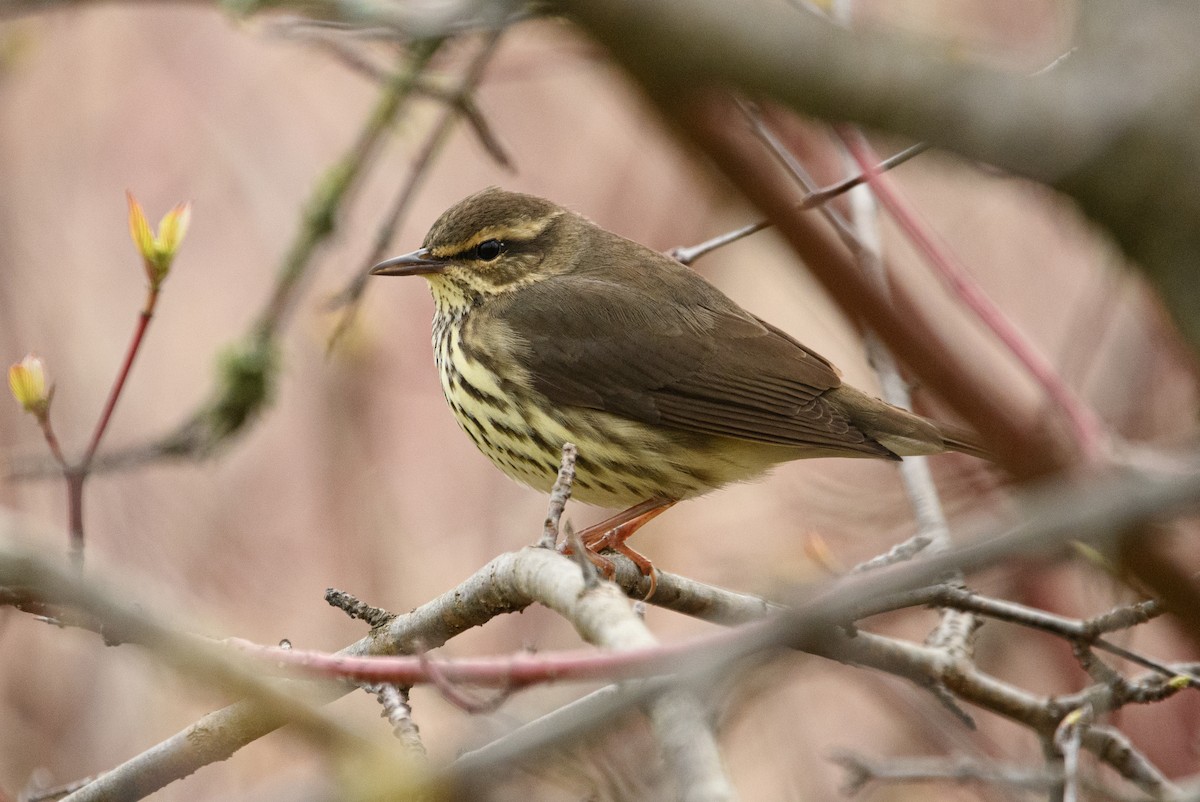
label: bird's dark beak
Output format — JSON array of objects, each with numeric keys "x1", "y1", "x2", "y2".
[{"x1": 370, "y1": 248, "x2": 447, "y2": 277}]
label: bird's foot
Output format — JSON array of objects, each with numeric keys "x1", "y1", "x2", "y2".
[{"x1": 560, "y1": 499, "x2": 675, "y2": 600}]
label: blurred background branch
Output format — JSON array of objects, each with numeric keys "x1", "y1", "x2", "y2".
[{"x1": 3, "y1": 1, "x2": 1200, "y2": 801}]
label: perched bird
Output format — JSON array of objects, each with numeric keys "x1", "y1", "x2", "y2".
[{"x1": 371, "y1": 187, "x2": 985, "y2": 584}]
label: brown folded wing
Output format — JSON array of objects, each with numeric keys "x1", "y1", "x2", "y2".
[{"x1": 493, "y1": 273, "x2": 895, "y2": 458}]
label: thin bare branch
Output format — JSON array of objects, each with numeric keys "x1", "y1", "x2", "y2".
[
  {"x1": 365, "y1": 684, "x2": 427, "y2": 759},
  {"x1": 539, "y1": 442, "x2": 577, "y2": 548},
  {"x1": 325, "y1": 28, "x2": 507, "y2": 352}
]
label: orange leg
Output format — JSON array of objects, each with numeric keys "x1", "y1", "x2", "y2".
[{"x1": 561, "y1": 498, "x2": 677, "y2": 598}]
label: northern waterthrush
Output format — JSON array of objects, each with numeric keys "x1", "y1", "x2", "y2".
[{"x1": 371, "y1": 187, "x2": 986, "y2": 579}]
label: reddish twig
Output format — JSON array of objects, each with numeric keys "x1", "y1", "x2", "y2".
[
  {"x1": 224, "y1": 628, "x2": 743, "y2": 687},
  {"x1": 65, "y1": 469, "x2": 84, "y2": 567},
  {"x1": 669, "y1": 141, "x2": 928, "y2": 265},
  {"x1": 678, "y1": 94, "x2": 1079, "y2": 477},
  {"x1": 58, "y1": 283, "x2": 163, "y2": 565},
  {"x1": 82, "y1": 288, "x2": 159, "y2": 469},
  {"x1": 227, "y1": 585, "x2": 1192, "y2": 697},
  {"x1": 418, "y1": 649, "x2": 517, "y2": 713},
  {"x1": 836, "y1": 127, "x2": 1106, "y2": 463},
  {"x1": 35, "y1": 415, "x2": 67, "y2": 469}
]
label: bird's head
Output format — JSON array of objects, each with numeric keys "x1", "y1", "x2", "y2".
[{"x1": 371, "y1": 187, "x2": 576, "y2": 311}]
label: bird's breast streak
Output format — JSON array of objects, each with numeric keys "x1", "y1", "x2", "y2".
[
  {"x1": 434, "y1": 314, "x2": 561, "y2": 491},
  {"x1": 431, "y1": 310, "x2": 788, "y2": 508}
]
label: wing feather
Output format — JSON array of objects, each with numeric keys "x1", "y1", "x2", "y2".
[{"x1": 489, "y1": 267, "x2": 892, "y2": 458}]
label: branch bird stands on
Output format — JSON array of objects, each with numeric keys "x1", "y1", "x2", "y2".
[{"x1": 371, "y1": 188, "x2": 988, "y2": 589}]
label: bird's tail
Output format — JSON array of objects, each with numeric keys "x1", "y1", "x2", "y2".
[
  {"x1": 935, "y1": 420, "x2": 992, "y2": 461},
  {"x1": 832, "y1": 385, "x2": 991, "y2": 461}
]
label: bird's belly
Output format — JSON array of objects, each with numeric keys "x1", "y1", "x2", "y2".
[{"x1": 434, "y1": 327, "x2": 793, "y2": 508}]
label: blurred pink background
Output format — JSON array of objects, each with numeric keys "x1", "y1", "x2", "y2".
[{"x1": 2, "y1": 2, "x2": 1198, "y2": 798}]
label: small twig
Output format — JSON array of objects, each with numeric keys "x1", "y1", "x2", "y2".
[
  {"x1": 1081, "y1": 725, "x2": 1176, "y2": 798},
  {"x1": 1090, "y1": 638, "x2": 1200, "y2": 687},
  {"x1": 1073, "y1": 643, "x2": 1126, "y2": 690},
  {"x1": 539, "y1": 442, "x2": 577, "y2": 548},
  {"x1": 669, "y1": 219, "x2": 771, "y2": 266},
  {"x1": 418, "y1": 648, "x2": 516, "y2": 713},
  {"x1": 680, "y1": 94, "x2": 1076, "y2": 475},
  {"x1": 82, "y1": 289, "x2": 159, "y2": 470},
  {"x1": 20, "y1": 774, "x2": 99, "y2": 802},
  {"x1": 325, "y1": 588, "x2": 394, "y2": 629},
  {"x1": 63, "y1": 248, "x2": 167, "y2": 563},
  {"x1": 849, "y1": 534, "x2": 933, "y2": 572},
  {"x1": 920, "y1": 680, "x2": 977, "y2": 730},
  {"x1": 808, "y1": 141, "x2": 929, "y2": 208},
  {"x1": 829, "y1": 751, "x2": 1153, "y2": 801},
  {"x1": 563, "y1": 520, "x2": 601, "y2": 589},
  {"x1": 832, "y1": 752, "x2": 1056, "y2": 796},
  {"x1": 366, "y1": 683, "x2": 427, "y2": 759},
  {"x1": 1031, "y1": 47, "x2": 1078, "y2": 77},
  {"x1": 836, "y1": 126, "x2": 1106, "y2": 462},
  {"x1": 918, "y1": 585, "x2": 1106, "y2": 635},
  {"x1": 668, "y1": 138, "x2": 926, "y2": 265},
  {"x1": 64, "y1": 470, "x2": 84, "y2": 568},
  {"x1": 1058, "y1": 664, "x2": 1199, "y2": 715},
  {"x1": 7, "y1": 41, "x2": 446, "y2": 490},
  {"x1": 327, "y1": 29, "x2": 507, "y2": 350},
  {"x1": 273, "y1": 25, "x2": 513, "y2": 168},
  {"x1": 0, "y1": 586, "x2": 126, "y2": 645},
  {"x1": 1088, "y1": 599, "x2": 1164, "y2": 634},
  {"x1": 1054, "y1": 705, "x2": 1093, "y2": 802},
  {"x1": 915, "y1": 586, "x2": 1199, "y2": 685},
  {"x1": 34, "y1": 413, "x2": 66, "y2": 470}
]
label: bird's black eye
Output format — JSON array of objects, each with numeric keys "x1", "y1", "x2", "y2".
[{"x1": 474, "y1": 239, "x2": 504, "y2": 261}]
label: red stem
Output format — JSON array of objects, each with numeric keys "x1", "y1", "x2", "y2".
[
  {"x1": 37, "y1": 416, "x2": 68, "y2": 469},
  {"x1": 54, "y1": 284, "x2": 161, "y2": 565},
  {"x1": 66, "y1": 470, "x2": 85, "y2": 569},
  {"x1": 228, "y1": 625, "x2": 758, "y2": 687},
  {"x1": 682, "y1": 95, "x2": 1078, "y2": 477},
  {"x1": 83, "y1": 287, "x2": 159, "y2": 469},
  {"x1": 836, "y1": 127, "x2": 1106, "y2": 463}
]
